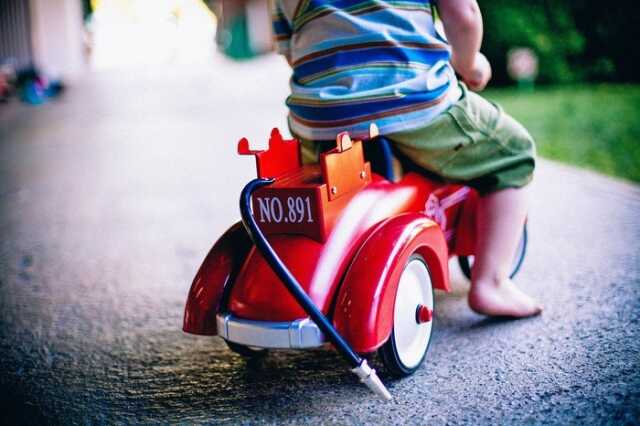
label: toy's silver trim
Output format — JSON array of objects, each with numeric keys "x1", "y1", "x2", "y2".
[{"x1": 216, "y1": 314, "x2": 325, "y2": 349}]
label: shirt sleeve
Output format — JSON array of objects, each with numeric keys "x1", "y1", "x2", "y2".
[{"x1": 271, "y1": 1, "x2": 293, "y2": 59}]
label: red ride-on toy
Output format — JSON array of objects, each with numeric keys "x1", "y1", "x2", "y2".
[{"x1": 183, "y1": 126, "x2": 527, "y2": 400}]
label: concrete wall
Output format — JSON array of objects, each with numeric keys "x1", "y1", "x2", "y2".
[{"x1": 29, "y1": 0, "x2": 85, "y2": 79}]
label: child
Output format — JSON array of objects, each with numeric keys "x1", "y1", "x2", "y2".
[{"x1": 271, "y1": 0, "x2": 542, "y2": 317}]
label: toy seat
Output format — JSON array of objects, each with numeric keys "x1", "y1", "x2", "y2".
[
  {"x1": 239, "y1": 129, "x2": 372, "y2": 242},
  {"x1": 311, "y1": 135, "x2": 402, "y2": 182},
  {"x1": 367, "y1": 136, "x2": 447, "y2": 186},
  {"x1": 362, "y1": 136, "x2": 400, "y2": 182}
]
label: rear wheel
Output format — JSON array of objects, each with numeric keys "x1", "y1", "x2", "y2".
[
  {"x1": 458, "y1": 223, "x2": 528, "y2": 281},
  {"x1": 379, "y1": 254, "x2": 434, "y2": 377},
  {"x1": 225, "y1": 341, "x2": 268, "y2": 358}
]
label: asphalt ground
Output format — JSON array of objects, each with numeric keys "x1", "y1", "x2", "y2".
[{"x1": 1, "y1": 55, "x2": 639, "y2": 424}]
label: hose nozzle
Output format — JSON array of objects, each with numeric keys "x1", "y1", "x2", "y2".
[{"x1": 351, "y1": 360, "x2": 392, "y2": 401}]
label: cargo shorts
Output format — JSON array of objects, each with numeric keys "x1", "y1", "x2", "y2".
[{"x1": 298, "y1": 84, "x2": 536, "y2": 195}]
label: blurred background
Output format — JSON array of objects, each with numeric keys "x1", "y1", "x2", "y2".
[
  {"x1": 1, "y1": 0, "x2": 639, "y2": 181},
  {"x1": 0, "y1": 0, "x2": 638, "y2": 181}
]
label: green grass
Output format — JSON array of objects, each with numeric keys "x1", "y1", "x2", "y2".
[{"x1": 485, "y1": 84, "x2": 640, "y2": 183}]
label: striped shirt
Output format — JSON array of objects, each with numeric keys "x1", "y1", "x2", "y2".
[{"x1": 272, "y1": 0, "x2": 461, "y2": 141}]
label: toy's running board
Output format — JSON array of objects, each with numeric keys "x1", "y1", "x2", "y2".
[{"x1": 240, "y1": 178, "x2": 392, "y2": 401}]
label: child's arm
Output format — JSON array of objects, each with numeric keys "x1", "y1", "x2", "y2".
[{"x1": 437, "y1": 0, "x2": 491, "y2": 91}]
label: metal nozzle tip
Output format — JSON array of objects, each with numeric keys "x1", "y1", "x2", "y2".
[{"x1": 351, "y1": 360, "x2": 392, "y2": 401}]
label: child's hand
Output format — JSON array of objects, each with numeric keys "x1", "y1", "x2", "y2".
[{"x1": 454, "y1": 52, "x2": 492, "y2": 92}]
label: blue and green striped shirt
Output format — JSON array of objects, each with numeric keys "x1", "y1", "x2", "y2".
[{"x1": 272, "y1": 0, "x2": 461, "y2": 141}]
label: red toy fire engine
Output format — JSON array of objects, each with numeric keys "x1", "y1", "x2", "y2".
[{"x1": 183, "y1": 126, "x2": 527, "y2": 400}]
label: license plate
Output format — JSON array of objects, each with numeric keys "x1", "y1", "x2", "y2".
[{"x1": 254, "y1": 193, "x2": 317, "y2": 225}]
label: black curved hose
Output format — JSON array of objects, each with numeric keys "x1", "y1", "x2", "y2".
[
  {"x1": 239, "y1": 178, "x2": 362, "y2": 369},
  {"x1": 377, "y1": 136, "x2": 395, "y2": 182}
]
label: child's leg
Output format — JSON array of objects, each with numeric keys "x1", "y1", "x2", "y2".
[{"x1": 468, "y1": 185, "x2": 542, "y2": 317}]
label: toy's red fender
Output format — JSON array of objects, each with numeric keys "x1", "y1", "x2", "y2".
[
  {"x1": 227, "y1": 235, "x2": 327, "y2": 321},
  {"x1": 183, "y1": 222, "x2": 252, "y2": 335},
  {"x1": 333, "y1": 213, "x2": 450, "y2": 354}
]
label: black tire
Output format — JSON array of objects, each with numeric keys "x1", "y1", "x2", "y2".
[
  {"x1": 379, "y1": 323, "x2": 434, "y2": 378},
  {"x1": 458, "y1": 222, "x2": 528, "y2": 281},
  {"x1": 378, "y1": 254, "x2": 435, "y2": 377},
  {"x1": 225, "y1": 341, "x2": 268, "y2": 358}
]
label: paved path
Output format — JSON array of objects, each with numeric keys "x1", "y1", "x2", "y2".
[{"x1": 1, "y1": 56, "x2": 639, "y2": 424}]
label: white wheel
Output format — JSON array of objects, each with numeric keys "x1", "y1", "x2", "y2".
[{"x1": 379, "y1": 254, "x2": 434, "y2": 376}]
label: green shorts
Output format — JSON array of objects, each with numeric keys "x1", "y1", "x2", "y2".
[{"x1": 299, "y1": 84, "x2": 536, "y2": 195}]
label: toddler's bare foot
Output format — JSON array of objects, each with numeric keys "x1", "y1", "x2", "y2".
[{"x1": 468, "y1": 279, "x2": 543, "y2": 318}]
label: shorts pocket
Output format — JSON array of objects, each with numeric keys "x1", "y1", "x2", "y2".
[
  {"x1": 493, "y1": 113, "x2": 536, "y2": 156},
  {"x1": 390, "y1": 110, "x2": 475, "y2": 174},
  {"x1": 450, "y1": 91, "x2": 499, "y2": 141}
]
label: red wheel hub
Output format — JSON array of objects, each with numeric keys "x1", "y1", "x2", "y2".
[{"x1": 415, "y1": 305, "x2": 433, "y2": 324}]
